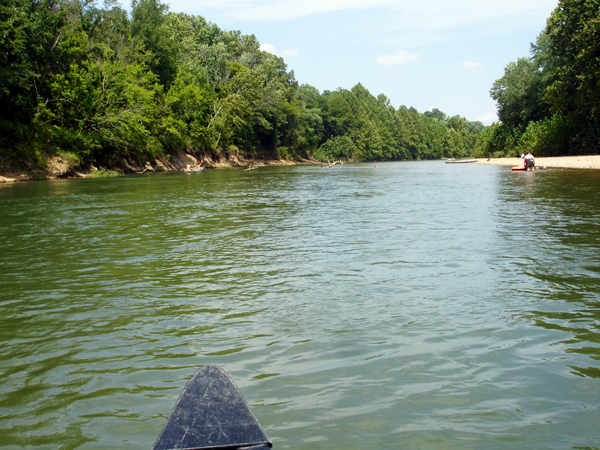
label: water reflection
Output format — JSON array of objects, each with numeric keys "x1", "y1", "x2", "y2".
[
  {"x1": 493, "y1": 169, "x2": 600, "y2": 379},
  {"x1": 1, "y1": 164, "x2": 600, "y2": 449}
]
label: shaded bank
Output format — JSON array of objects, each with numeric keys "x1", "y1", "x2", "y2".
[{"x1": 0, "y1": 151, "x2": 320, "y2": 183}]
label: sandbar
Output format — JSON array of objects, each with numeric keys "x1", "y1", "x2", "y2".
[{"x1": 476, "y1": 155, "x2": 600, "y2": 170}]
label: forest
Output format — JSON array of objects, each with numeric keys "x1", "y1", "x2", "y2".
[
  {"x1": 476, "y1": 0, "x2": 600, "y2": 157},
  {"x1": 1, "y1": 0, "x2": 598, "y2": 174},
  {"x1": 0, "y1": 0, "x2": 483, "y2": 173}
]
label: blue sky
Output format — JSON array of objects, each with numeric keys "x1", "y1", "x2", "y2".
[{"x1": 158, "y1": 0, "x2": 558, "y2": 125}]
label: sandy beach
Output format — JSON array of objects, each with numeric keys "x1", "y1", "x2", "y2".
[{"x1": 476, "y1": 155, "x2": 600, "y2": 170}]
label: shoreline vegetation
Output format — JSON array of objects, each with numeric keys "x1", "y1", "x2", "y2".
[
  {"x1": 2, "y1": 0, "x2": 599, "y2": 183},
  {"x1": 3, "y1": 154, "x2": 600, "y2": 184},
  {"x1": 0, "y1": 1, "x2": 486, "y2": 180}
]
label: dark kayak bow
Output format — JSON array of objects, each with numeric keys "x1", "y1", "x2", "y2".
[{"x1": 152, "y1": 366, "x2": 272, "y2": 450}]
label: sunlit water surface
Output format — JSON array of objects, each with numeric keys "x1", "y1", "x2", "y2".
[{"x1": 1, "y1": 161, "x2": 599, "y2": 449}]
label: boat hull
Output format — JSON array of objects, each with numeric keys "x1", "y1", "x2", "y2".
[{"x1": 152, "y1": 366, "x2": 271, "y2": 450}]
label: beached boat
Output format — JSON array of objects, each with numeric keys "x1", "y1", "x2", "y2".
[
  {"x1": 152, "y1": 365, "x2": 271, "y2": 450},
  {"x1": 445, "y1": 159, "x2": 478, "y2": 164}
]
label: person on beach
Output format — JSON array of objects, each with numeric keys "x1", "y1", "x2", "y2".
[{"x1": 524, "y1": 152, "x2": 535, "y2": 171}]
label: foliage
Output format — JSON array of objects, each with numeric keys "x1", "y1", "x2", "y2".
[
  {"x1": 0, "y1": 0, "x2": 484, "y2": 170},
  {"x1": 319, "y1": 136, "x2": 358, "y2": 160},
  {"x1": 490, "y1": 56, "x2": 549, "y2": 130},
  {"x1": 481, "y1": 0, "x2": 600, "y2": 156}
]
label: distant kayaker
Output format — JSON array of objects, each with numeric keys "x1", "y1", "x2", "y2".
[{"x1": 524, "y1": 152, "x2": 535, "y2": 171}]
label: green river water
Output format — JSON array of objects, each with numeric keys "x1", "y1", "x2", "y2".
[{"x1": 0, "y1": 161, "x2": 599, "y2": 449}]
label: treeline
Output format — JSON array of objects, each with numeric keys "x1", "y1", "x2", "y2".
[
  {"x1": 0, "y1": 0, "x2": 484, "y2": 171},
  {"x1": 476, "y1": 0, "x2": 600, "y2": 157}
]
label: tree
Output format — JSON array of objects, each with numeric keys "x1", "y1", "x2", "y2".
[
  {"x1": 0, "y1": 0, "x2": 67, "y2": 123},
  {"x1": 130, "y1": 0, "x2": 178, "y2": 86},
  {"x1": 545, "y1": 0, "x2": 600, "y2": 152},
  {"x1": 165, "y1": 71, "x2": 215, "y2": 151},
  {"x1": 208, "y1": 64, "x2": 261, "y2": 149},
  {"x1": 423, "y1": 108, "x2": 447, "y2": 122},
  {"x1": 490, "y1": 56, "x2": 549, "y2": 130},
  {"x1": 0, "y1": 0, "x2": 486, "y2": 170}
]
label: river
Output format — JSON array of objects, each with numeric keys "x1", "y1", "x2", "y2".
[{"x1": 0, "y1": 161, "x2": 599, "y2": 449}]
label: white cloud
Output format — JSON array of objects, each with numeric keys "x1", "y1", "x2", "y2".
[
  {"x1": 165, "y1": 0, "x2": 558, "y2": 60},
  {"x1": 462, "y1": 61, "x2": 481, "y2": 69},
  {"x1": 376, "y1": 50, "x2": 420, "y2": 66},
  {"x1": 171, "y1": 0, "x2": 398, "y2": 21},
  {"x1": 260, "y1": 43, "x2": 277, "y2": 53},
  {"x1": 475, "y1": 112, "x2": 498, "y2": 124},
  {"x1": 260, "y1": 43, "x2": 299, "y2": 57},
  {"x1": 172, "y1": 0, "x2": 557, "y2": 27},
  {"x1": 281, "y1": 48, "x2": 299, "y2": 57}
]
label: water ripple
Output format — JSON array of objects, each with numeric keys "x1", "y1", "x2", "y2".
[{"x1": 1, "y1": 164, "x2": 599, "y2": 449}]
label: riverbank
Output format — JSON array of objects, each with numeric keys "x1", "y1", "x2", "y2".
[
  {"x1": 476, "y1": 155, "x2": 600, "y2": 169},
  {"x1": 4, "y1": 153, "x2": 599, "y2": 183},
  {"x1": 0, "y1": 151, "x2": 320, "y2": 183}
]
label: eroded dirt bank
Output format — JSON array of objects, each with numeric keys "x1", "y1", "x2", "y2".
[{"x1": 0, "y1": 151, "x2": 321, "y2": 183}]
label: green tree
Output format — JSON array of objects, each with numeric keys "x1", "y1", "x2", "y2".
[
  {"x1": 208, "y1": 64, "x2": 261, "y2": 149},
  {"x1": 490, "y1": 55, "x2": 549, "y2": 130},
  {"x1": 423, "y1": 108, "x2": 447, "y2": 122},
  {"x1": 130, "y1": 0, "x2": 178, "y2": 87},
  {"x1": 0, "y1": 0, "x2": 66, "y2": 123},
  {"x1": 545, "y1": 0, "x2": 600, "y2": 152},
  {"x1": 38, "y1": 31, "x2": 165, "y2": 165},
  {"x1": 165, "y1": 71, "x2": 215, "y2": 151}
]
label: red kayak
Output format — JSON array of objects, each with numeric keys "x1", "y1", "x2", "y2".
[{"x1": 512, "y1": 165, "x2": 527, "y2": 171}]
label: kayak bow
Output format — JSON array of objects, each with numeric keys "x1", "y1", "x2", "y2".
[{"x1": 153, "y1": 366, "x2": 272, "y2": 450}]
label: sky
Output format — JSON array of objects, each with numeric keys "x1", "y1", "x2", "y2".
[{"x1": 152, "y1": 0, "x2": 559, "y2": 125}]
